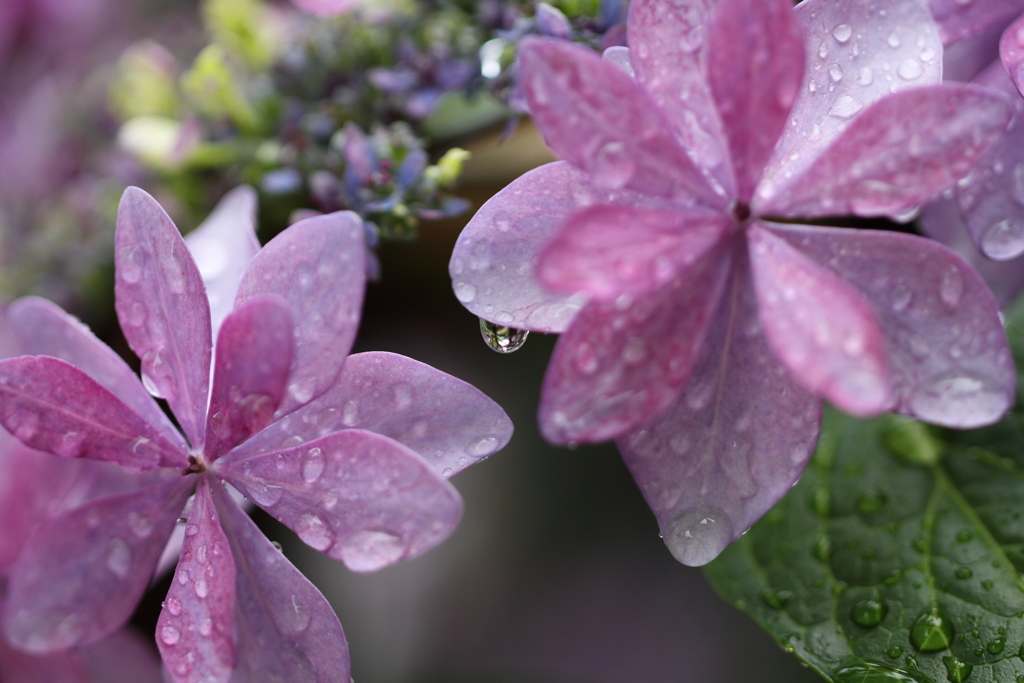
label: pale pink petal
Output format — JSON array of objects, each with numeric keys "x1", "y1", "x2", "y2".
[
  {"x1": 538, "y1": 242, "x2": 732, "y2": 444},
  {"x1": 757, "y1": 85, "x2": 1014, "y2": 219},
  {"x1": 115, "y1": 187, "x2": 212, "y2": 449},
  {"x1": 209, "y1": 482, "x2": 350, "y2": 682},
  {"x1": 929, "y1": 0, "x2": 1024, "y2": 45},
  {"x1": 0, "y1": 356, "x2": 188, "y2": 471},
  {"x1": 920, "y1": 194, "x2": 1024, "y2": 307},
  {"x1": 450, "y1": 161, "x2": 678, "y2": 333},
  {"x1": 536, "y1": 204, "x2": 732, "y2": 300},
  {"x1": 770, "y1": 223, "x2": 1014, "y2": 427},
  {"x1": 617, "y1": 264, "x2": 820, "y2": 567},
  {"x1": 764, "y1": 0, "x2": 943, "y2": 193},
  {"x1": 79, "y1": 627, "x2": 164, "y2": 683},
  {"x1": 517, "y1": 37, "x2": 724, "y2": 207},
  {"x1": 1002, "y1": 13, "x2": 1024, "y2": 96},
  {"x1": 291, "y1": 0, "x2": 356, "y2": 15},
  {"x1": 9, "y1": 296, "x2": 185, "y2": 448},
  {"x1": 956, "y1": 62, "x2": 1024, "y2": 260},
  {"x1": 183, "y1": 185, "x2": 260, "y2": 337},
  {"x1": 158, "y1": 478, "x2": 236, "y2": 683},
  {"x1": 223, "y1": 351, "x2": 512, "y2": 479},
  {"x1": 204, "y1": 297, "x2": 293, "y2": 460},
  {"x1": 627, "y1": 0, "x2": 734, "y2": 196},
  {"x1": 2, "y1": 477, "x2": 194, "y2": 652},
  {"x1": 747, "y1": 222, "x2": 891, "y2": 415},
  {"x1": 235, "y1": 211, "x2": 365, "y2": 416},
  {"x1": 215, "y1": 430, "x2": 462, "y2": 572},
  {"x1": 706, "y1": 0, "x2": 803, "y2": 201}
]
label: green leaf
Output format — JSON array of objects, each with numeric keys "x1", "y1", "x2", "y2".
[{"x1": 704, "y1": 407, "x2": 1024, "y2": 683}]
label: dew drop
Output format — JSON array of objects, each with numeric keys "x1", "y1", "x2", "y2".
[
  {"x1": 342, "y1": 400, "x2": 359, "y2": 427},
  {"x1": 987, "y1": 635, "x2": 1006, "y2": 654},
  {"x1": 338, "y1": 530, "x2": 406, "y2": 572},
  {"x1": 199, "y1": 619, "x2": 213, "y2": 636},
  {"x1": 956, "y1": 529, "x2": 972, "y2": 542},
  {"x1": 851, "y1": 599, "x2": 887, "y2": 627},
  {"x1": 105, "y1": 539, "x2": 131, "y2": 578},
  {"x1": 858, "y1": 67, "x2": 874, "y2": 85},
  {"x1": 160, "y1": 625, "x2": 180, "y2": 646},
  {"x1": 939, "y1": 265, "x2": 964, "y2": 308},
  {"x1": 942, "y1": 655, "x2": 972, "y2": 682},
  {"x1": 301, "y1": 447, "x2": 325, "y2": 483},
  {"x1": 897, "y1": 58, "x2": 923, "y2": 81},
  {"x1": 662, "y1": 505, "x2": 733, "y2": 567},
  {"x1": 287, "y1": 378, "x2": 315, "y2": 404},
  {"x1": 887, "y1": 646, "x2": 903, "y2": 659},
  {"x1": 829, "y1": 63, "x2": 844, "y2": 82},
  {"x1": 575, "y1": 343, "x2": 599, "y2": 374},
  {"x1": 479, "y1": 318, "x2": 529, "y2": 353},
  {"x1": 832, "y1": 24, "x2": 852, "y2": 43},
  {"x1": 591, "y1": 141, "x2": 636, "y2": 189},
  {"x1": 166, "y1": 597, "x2": 182, "y2": 616},
  {"x1": 831, "y1": 661, "x2": 931, "y2": 683},
  {"x1": 195, "y1": 579, "x2": 209, "y2": 598},
  {"x1": 981, "y1": 218, "x2": 1024, "y2": 260},
  {"x1": 297, "y1": 514, "x2": 333, "y2": 551},
  {"x1": 830, "y1": 95, "x2": 863, "y2": 118},
  {"x1": 454, "y1": 281, "x2": 478, "y2": 303},
  {"x1": 955, "y1": 567, "x2": 973, "y2": 579},
  {"x1": 185, "y1": 524, "x2": 199, "y2": 537},
  {"x1": 887, "y1": 32, "x2": 901, "y2": 48},
  {"x1": 910, "y1": 607, "x2": 954, "y2": 652},
  {"x1": 321, "y1": 491, "x2": 338, "y2": 510},
  {"x1": 128, "y1": 512, "x2": 154, "y2": 538},
  {"x1": 56, "y1": 431, "x2": 85, "y2": 458},
  {"x1": 465, "y1": 435, "x2": 499, "y2": 457},
  {"x1": 249, "y1": 483, "x2": 284, "y2": 507}
]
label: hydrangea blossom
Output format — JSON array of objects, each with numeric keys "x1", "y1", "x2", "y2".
[
  {"x1": 450, "y1": 0, "x2": 1015, "y2": 566},
  {"x1": 0, "y1": 186, "x2": 512, "y2": 681}
]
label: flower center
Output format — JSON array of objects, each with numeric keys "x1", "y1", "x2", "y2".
[
  {"x1": 182, "y1": 454, "x2": 207, "y2": 476},
  {"x1": 732, "y1": 201, "x2": 751, "y2": 223}
]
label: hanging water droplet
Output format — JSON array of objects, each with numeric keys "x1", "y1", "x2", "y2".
[
  {"x1": 480, "y1": 318, "x2": 529, "y2": 353},
  {"x1": 271, "y1": 540, "x2": 283, "y2": 551},
  {"x1": 852, "y1": 599, "x2": 887, "y2": 627},
  {"x1": 942, "y1": 655, "x2": 972, "y2": 682},
  {"x1": 910, "y1": 607, "x2": 954, "y2": 651},
  {"x1": 663, "y1": 504, "x2": 733, "y2": 566}
]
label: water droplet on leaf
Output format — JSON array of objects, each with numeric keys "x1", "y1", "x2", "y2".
[
  {"x1": 831, "y1": 661, "x2": 933, "y2": 683},
  {"x1": 910, "y1": 607, "x2": 954, "y2": 652},
  {"x1": 942, "y1": 656, "x2": 972, "y2": 682},
  {"x1": 852, "y1": 599, "x2": 887, "y2": 627}
]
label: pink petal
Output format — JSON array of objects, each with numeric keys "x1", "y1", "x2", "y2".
[
  {"x1": 956, "y1": 62, "x2": 1024, "y2": 259},
  {"x1": 517, "y1": 36, "x2": 724, "y2": 207},
  {"x1": 0, "y1": 356, "x2": 188, "y2": 471},
  {"x1": 223, "y1": 351, "x2": 513, "y2": 479},
  {"x1": 920, "y1": 194, "x2": 1024, "y2": 307},
  {"x1": 747, "y1": 223, "x2": 891, "y2": 415},
  {"x1": 618, "y1": 264, "x2": 820, "y2": 567},
  {"x1": 183, "y1": 185, "x2": 260, "y2": 337},
  {"x1": 115, "y1": 187, "x2": 212, "y2": 449},
  {"x1": 1002, "y1": 13, "x2": 1024, "y2": 96},
  {"x1": 770, "y1": 223, "x2": 1014, "y2": 427},
  {"x1": 215, "y1": 430, "x2": 463, "y2": 572},
  {"x1": 204, "y1": 297, "x2": 293, "y2": 460},
  {"x1": 450, "y1": 161, "x2": 677, "y2": 333},
  {"x1": 158, "y1": 478, "x2": 236, "y2": 683},
  {"x1": 9, "y1": 296, "x2": 185, "y2": 449},
  {"x1": 536, "y1": 204, "x2": 733, "y2": 300},
  {"x1": 764, "y1": 0, "x2": 943, "y2": 195},
  {"x1": 538, "y1": 242, "x2": 733, "y2": 443},
  {"x1": 0, "y1": 627, "x2": 89, "y2": 682},
  {"x1": 209, "y1": 482, "x2": 350, "y2": 682},
  {"x1": 706, "y1": 0, "x2": 804, "y2": 201},
  {"x1": 627, "y1": 0, "x2": 734, "y2": 196},
  {"x1": 291, "y1": 0, "x2": 356, "y2": 15},
  {"x1": 929, "y1": 0, "x2": 1024, "y2": 45},
  {"x1": 2, "y1": 477, "x2": 194, "y2": 652},
  {"x1": 235, "y1": 211, "x2": 365, "y2": 416},
  {"x1": 79, "y1": 627, "x2": 164, "y2": 683},
  {"x1": 757, "y1": 85, "x2": 1014, "y2": 219}
]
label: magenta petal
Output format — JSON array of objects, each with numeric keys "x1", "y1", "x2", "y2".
[
  {"x1": 757, "y1": 85, "x2": 1015, "y2": 219},
  {"x1": 617, "y1": 265, "x2": 821, "y2": 567},
  {"x1": 537, "y1": 204, "x2": 732, "y2": 300},
  {"x1": 517, "y1": 37, "x2": 723, "y2": 207},
  {"x1": 929, "y1": 0, "x2": 1024, "y2": 45},
  {"x1": 9, "y1": 296, "x2": 185, "y2": 449},
  {"x1": 706, "y1": 0, "x2": 803, "y2": 201},
  {"x1": 2, "y1": 477, "x2": 194, "y2": 652},
  {"x1": 539, "y1": 244, "x2": 732, "y2": 444},
  {"x1": 0, "y1": 356, "x2": 188, "y2": 471},
  {"x1": 766, "y1": 0, "x2": 942, "y2": 191},
  {"x1": 223, "y1": 351, "x2": 512, "y2": 479},
  {"x1": 216, "y1": 430, "x2": 463, "y2": 572},
  {"x1": 1002, "y1": 14, "x2": 1024, "y2": 95},
  {"x1": 79, "y1": 627, "x2": 165, "y2": 683},
  {"x1": 770, "y1": 223, "x2": 1014, "y2": 427},
  {"x1": 0, "y1": 627, "x2": 88, "y2": 683},
  {"x1": 204, "y1": 297, "x2": 293, "y2": 460},
  {"x1": 747, "y1": 223, "x2": 891, "y2": 416},
  {"x1": 115, "y1": 187, "x2": 212, "y2": 449},
  {"x1": 291, "y1": 0, "x2": 356, "y2": 15},
  {"x1": 183, "y1": 185, "x2": 260, "y2": 337},
  {"x1": 627, "y1": 0, "x2": 734, "y2": 196},
  {"x1": 209, "y1": 482, "x2": 350, "y2": 682},
  {"x1": 158, "y1": 478, "x2": 236, "y2": 683},
  {"x1": 235, "y1": 211, "x2": 365, "y2": 416}
]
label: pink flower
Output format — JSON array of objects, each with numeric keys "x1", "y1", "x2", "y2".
[
  {"x1": 0, "y1": 187, "x2": 512, "y2": 681},
  {"x1": 450, "y1": 0, "x2": 1014, "y2": 565}
]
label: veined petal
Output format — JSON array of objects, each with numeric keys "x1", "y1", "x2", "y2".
[
  {"x1": 204, "y1": 297, "x2": 293, "y2": 460},
  {"x1": 215, "y1": 430, "x2": 463, "y2": 572},
  {"x1": 183, "y1": 185, "x2": 260, "y2": 337},
  {"x1": 115, "y1": 187, "x2": 212, "y2": 450},
  {"x1": 929, "y1": 0, "x2": 1024, "y2": 45},
  {"x1": 223, "y1": 351, "x2": 512, "y2": 479},
  {"x1": 0, "y1": 356, "x2": 188, "y2": 471},
  {"x1": 769, "y1": 223, "x2": 1014, "y2": 427},
  {"x1": 617, "y1": 262, "x2": 821, "y2": 567},
  {"x1": 706, "y1": 0, "x2": 804, "y2": 201},
  {"x1": 747, "y1": 223, "x2": 891, "y2": 415},
  {"x1": 764, "y1": 0, "x2": 943, "y2": 195},
  {"x1": 9, "y1": 296, "x2": 185, "y2": 449},
  {"x1": 517, "y1": 37, "x2": 724, "y2": 207},
  {"x1": 158, "y1": 478, "x2": 236, "y2": 683},
  {"x1": 956, "y1": 62, "x2": 1024, "y2": 260},
  {"x1": 2, "y1": 477, "x2": 194, "y2": 652},
  {"x1": 539, "y1": 240, "x2": 732, "y2": 443},
  {"x1": 537, "y1": 204, "x2": 732, "y2": 300},
  {"x1": 627, "y1": 0, "x2": 734, "y2": 196},
  {"x1": 235, "y1": 211, "x2": 365, "y2": 416},
  {"x1": 757, "y1": 85, "x2": 1014, "y2": 219},
  {"x1": 209, "y1": 482, "x2": 349, "y2": 683}
]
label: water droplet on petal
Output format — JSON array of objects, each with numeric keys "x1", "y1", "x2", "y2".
[
  {"x1": 480, "y1": 318, "x2": 529, "y2": 353},
  {"x1": 296, "y1": 513, "x2": 333, "y2": 551},
  {"x1": 663, "y1": 505, "x2": 733, "y2": 566},
  {"x1": 454, "y1": 281, "x2": 477, "y2": 303},
  {"x1": 832, "y1": 24, "x2": 852, "y2": 43},
  {"x1": 939, "y1": 265, "x2": 964, "y2": 308},
  {"x1": 185, "y1": 524, "x2": 199, "y2": 537},
  {"x1": 166, "y1": 597, "x2": 182, "y2": 616},
  {"x1": 465, "y1": 436, "x2": 499, "y2": 457},
  {"x1": 829, "y1": 63, "x2": 844, "y2": 82},
  {"x1": 249, "y1": 483, "x2": 284, "y2": 507},
  {"x1": 199, "y1": 619, "x2": 213, "y2": 636},
  {"x1": 858, "y1": 67, "x2": 874, "y2": 86},
  {"x1": 160, "y1": 625, "x2": 181, "y2": 646},
  {"x1": 887, "y1": 32, "x2": 901, "y2": 48},
  {"x1": 106, "y1": 539, "x2": 131, "y2": 578},
  {"x1": 829, "y1": 95, "x2": 863, "y2": 119},
  {"x1": 128, "y1": 512, "x2": 154, "y2": 538},
  {"x1": 56, "y1": 431, "x2": 85, "y2": 458},
  {"x1": 342, "y1": 400, "x2": 359, "y2": 427},
  {"x1": 301, "y1": 447, "x2": 325, "y2": 483},
  {"x1": 141, "y1": 372, "x2": 164, "y2": 398},
  {"x1": 891, "y1": 285, "x2": 912, "y2": 312},
  {"x1": 897, "y1": 58, "x2": 923, "y2": 81},
  {"x1": 338, "y1": 530, "x2": 406, "y2": 572},
  {"x1": 288, "y1": 379, "x2": 316, "y2": 404},
  {"x1": 194, "y1": 579, "x2": 209, "y2": 598},
  {"x1": 591, "y1": 141, "x2": 636, "y2": 189},
  {"x1": 981, "y1": 218, "x2": 1024, "y2": 259}
]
